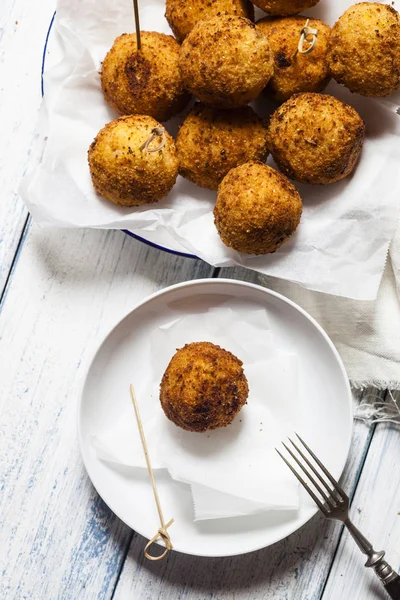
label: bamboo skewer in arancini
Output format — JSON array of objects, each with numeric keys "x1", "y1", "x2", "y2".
[
  {"x1": 132, "y1": 0, "x2": 141, "y2": 50},
  {"x1": 100, "y1": 0, "x2": 190, "y2": 121}
]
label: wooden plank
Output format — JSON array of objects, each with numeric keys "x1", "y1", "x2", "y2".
[
  {"x1": 322, "y1": 390, "x2": 400, "y2": 600},
  {"x1": 0, "y1": 0, "x2": 55, "y2": 297},
  {"x1": 0, "y1": 225, "x2": 213, "y2": 599}
]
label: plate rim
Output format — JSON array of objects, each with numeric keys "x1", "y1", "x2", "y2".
[{"x1": 78, "y1": 278, "x2": 353, "y2": 558}]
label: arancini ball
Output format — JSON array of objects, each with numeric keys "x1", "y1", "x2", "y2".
[
  {"x1": 176, "y1": 103, "x2": 269, "y2": 190},
  {"x1": 257, "y1": 16, "x2": 331, "y2": 102},
  {"x1": 165, "y1": 0, "x2": 254, "y2": 42},
  {"x1": 160, "y1": 342, "x2": 248, "y2": 432},
  {"x1": 88, "y1": 115, "x2": 178, "y2": 206},
  {"x1": 179, "y1": 16, "x2": 274, "y2": 108},
  {"x1": 267, "y1": 93, "x2": 366, "y2": 185},
  {"x1": 327, "y1": 2, "x2": 400, "y2": 97},
  {"x1": 101, "y1": 32, "x2": 190, "y2": 121},
  {"x1": 214, "y1": 162, "x2": 302, "y2": 254},
  {"x1": 252, "y1": 0, "x2": 319, "y2": 17}
]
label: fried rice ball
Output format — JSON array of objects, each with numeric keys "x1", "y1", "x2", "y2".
[
  {"x1": 101, "y1": 32, "x2": 190, "y2": 121},
  {"x1": 252, "y1": 0, "x2": 319, "y2": 17},
  {"x1": 267, "y1": 93, "x2": 366, "y2": 185},
  {"x1": 160, "y1": 342, "x2": 248, "y2": 432},
  {"x1": 88, "y1": 115, "x2": 178, "y2": 206},
  {"x1": 327, "y1": 3, "x2": 400, "y2": 97},
  {"x1": 214, "y1": 162, "x2": 302, "y2": 254},
  {"x1": 165, "y1": 0, "x2": 254, "y2": 42},
  {"x1": 179, "y1": 16, "x2": 274, "y2": 108},
  {"x1": 176, "y1": 103, "x2": 269, "y2": 189},
  {"x1": 257, "y1": 16, "x2": 331, "y2": 102}
]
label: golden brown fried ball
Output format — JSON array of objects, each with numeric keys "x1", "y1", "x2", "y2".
[
  {"x1": 257, "y1": 16, "x2": 331, "y2": 102},
  {"x1": 165, "y1": 0, "x2": 254, "y2": 42},
  {"x1": 160, "y1": 342, "x2": 248, "y2": 432},
  {"x1": 88, "y1": 115, "x2": 178, "y2": 206},
  {"x1": 101, "y1": 32, "x2": 190, "y2": 121},
  {"x1": 267, "y1": 93, "x2": 366, "y2": 185},
  {"x1": 214, "y1": 162, "x2": 302, "y2": 254},
  {"x1": 176, "y1": 103, "x2": 269, "y2": 190},
  {"x1": 179, "y1": 16, "x2": 274, "y2": 108},
  {"x1": 252, "y1": 0, "x2": 319, "y2": 16},
  {"x1": 327, "y1": 3, "x2": 400, "y2": 97}
]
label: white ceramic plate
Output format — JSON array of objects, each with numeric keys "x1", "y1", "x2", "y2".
[{"x1": 79, "y1": 279, "x2": 352, "y2": 557}]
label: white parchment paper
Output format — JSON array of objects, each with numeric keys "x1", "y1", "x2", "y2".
[
  {"x1": 21, "y1": 0, "x2": 400, "y2": 300},
  {"x1": 93, "y1": 303, "x2": 300, "y2": 520}
]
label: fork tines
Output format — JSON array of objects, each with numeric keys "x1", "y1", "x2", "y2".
[{"x1": 276, "y1": 433, "x2": 348, "y2": 516}]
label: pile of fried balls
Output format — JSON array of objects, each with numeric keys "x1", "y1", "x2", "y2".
[{"x1": 88, "y1": 0, "x2": 400, "y2": 256}]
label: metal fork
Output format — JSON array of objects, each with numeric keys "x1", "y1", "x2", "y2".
[{"x1": 277, "y1": 434, "x2": 400, "y2": 599}]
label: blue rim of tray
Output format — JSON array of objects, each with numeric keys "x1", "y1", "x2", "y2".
[{"x1": 41, "y1": 11, "x2": 197, "y2": 260}]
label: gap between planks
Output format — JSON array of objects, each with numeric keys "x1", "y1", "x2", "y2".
[
  {"x1": 0, "y1": 0, "x2": 55, "y2": 297},
  {"x1": 321, "y1": 390, "x2": 400, "y2": 600},
  {"x1": 0, "y1": 214, "x2": 30, "y2": 310}
]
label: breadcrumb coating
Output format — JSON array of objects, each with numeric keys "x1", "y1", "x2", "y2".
[
  {"x1": 165, "y1": 0, "x2": 254, "y2": 42},
  {"x1": 176, "y1": 103, "x2": 269, "y2": 189},
  {"x1": 257, "y1": 16, "x2": 330, "y2": 102},
  {"x1": 88, "y1": 115, "x2": 178, "y2": 206},
  {"x1": 179, "y1": 16, "x2": 273, "y2": 108},
  {"x1": 327, "y1": 2, "x2": 400, "y2": 97},
  {"x1": 252, "y1": 0, "x2": 319, "y2": 17},
  {"x1": 214, "y1": 161, "x2": 302, "y2": 254},
  {"x1": 267, "y1": 93, "x2": 365, "y2": 184},
  {"x1": 101, "y1": 32, "x2": 190, "y2": 121},
  {"x1": 160, "y1": 342, "x2": 248, "y2": 432}
]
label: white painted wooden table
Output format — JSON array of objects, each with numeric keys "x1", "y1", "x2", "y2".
[{"x1": 0, "y1": 2, "x2": 399, "y2": 598}]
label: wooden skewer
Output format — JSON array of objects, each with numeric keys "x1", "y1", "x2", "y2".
[
  {"x1": 133, "y1": 0, "x2": 141, "y2": 50},
  {"x1": 130, "y1": 384, "x2": 174, "y2": 560},
  {"x1": 297, "y1": 19, "x2": 318, "y2": 55},
  {"x1": 139, "y1": 127, "x2": 166, "y2": 153}
]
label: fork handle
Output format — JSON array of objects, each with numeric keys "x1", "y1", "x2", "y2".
[
  {"x1": 385, "y1": 576, "x2": 400, "y2": 600},
  {"x1": 344, "y1": 519, "x2": 400, "y2": 598}
]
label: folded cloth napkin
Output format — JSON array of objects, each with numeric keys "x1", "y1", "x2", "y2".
[
  {"x1": 93, "y1": 302, "x2": 300, "y2": 520},
  {"x1": 249, "y1": 228, "x2": 400, "y2": 391}
]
